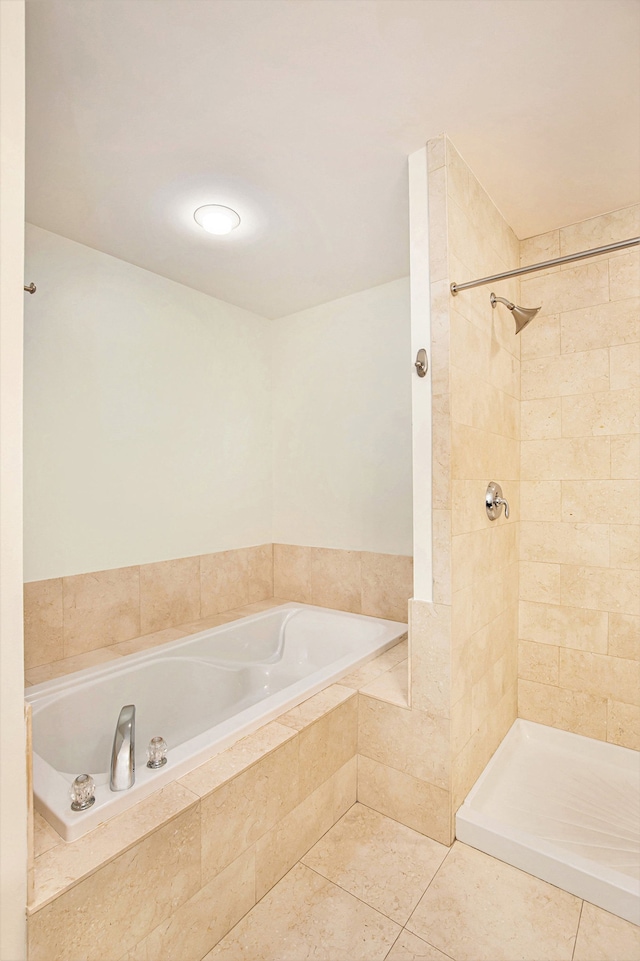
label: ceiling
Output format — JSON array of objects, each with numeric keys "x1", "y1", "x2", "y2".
[{"x1": 26, "y1": 0, "x2": 640, "y2": 319}]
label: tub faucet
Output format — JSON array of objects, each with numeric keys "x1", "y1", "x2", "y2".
[{"x1": 110, "y1": 704, "x2": 135, "y2": 791}]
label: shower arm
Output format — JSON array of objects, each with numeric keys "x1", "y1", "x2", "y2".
[{"x1": 450, "y1": 236, "x2": 640, "y2": 295}]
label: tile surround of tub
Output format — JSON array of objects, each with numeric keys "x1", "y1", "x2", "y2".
[
  {"x1": 27, "y1": 673, "x2": 380, "y2": 960},
  {"x1": 517, "y1": 204, "x2": 640, "y2": 750},
  {"x1": 24, "y1": 544, "x2": 412, "y2": 674}
]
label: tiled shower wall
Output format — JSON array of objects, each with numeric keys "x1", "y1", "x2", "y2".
[
  {"x1": 23, "y1": 545, "x2": 412, "y2": 671},
  {"x1": 517, "y1": 205, "x2": 640, "y2": 750}
]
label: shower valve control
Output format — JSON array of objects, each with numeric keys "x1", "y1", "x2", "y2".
[{"x1": 486, "y1": 482, "x2": 510, "y2": 521}]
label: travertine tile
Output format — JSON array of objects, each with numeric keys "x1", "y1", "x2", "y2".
[
  {"x1": 560, "y1": 565, "x2": 640, "y2": 616},
  {"x1": 109, "y1": 626, "x2": 189, "y2": 657},
  {"x1": 229, "y1": 597, "x2": 287, "y2": 616},
  {"x1": 339, "y1": 639, "x2": 408, "y2": 689},
  {"x1": 521, "y1": 437, "x2": 610, "y2": 480},
  {"x1": 407, "y1": 842, "x2": 581, "y2": 961},
  {"x1": 139, "y1": 556, "x2": 200, "y2": 633},
  {"x1": 427, "y1": 134, "x2": 445, "y2": 172},
  {"x1": 178, "y1": 721, "x2": 297, "y2": 799},
  {"x1": 31, "y1": 783, "x2": 199, "y2": 912},
  {"x1": 33, "y1": 812, "x2": 61, "y2": 860},
  {"x1": 521, "y1": 397, "x2": 561, "y2": 439},
  {"x1": 520, "y1": 313, "x2": 561, "y2": 360},
  {"x1": 302, "y1": 803, "x2": 447, "y2": 925},
  {"x1": 62, "y1": 566, "x2": 140, "y2": 656},
  {"x1": 24, "y1": 578, "x2": 64, "y2": 669},
  {"x1": 559, "y1": 649, "x2": 640, "y2": 706},
  {"x1": 176, "y1": 612, "x2": 242, "y2": 633},
  {"x1": 610, "y1": 342, "x2": 640, "y2": 391},
  {"x1": 610, "y1": 524, "x2": 640, "y2": 571},
  {"x1": 430, "y1": 282, "x2": 451, "y2": 396},
  {"x1": 522, "y1": 348, "x2": 609, "y2": 401},
  {"x1": 520, "y1": 521, "x2": 608, "y2": 568},
  {"x1": 520, "y1": 481, "x2": 562, "y2": 521},
  {"x1": 561, "y1": 388, "x2": 639, "y2": 437},
  {"x1": 520, "y1": 258, "x2": 609, "y2": 316},
  {"x1": 255, "y1": 758, "x2": 356, "y2": 899},
  {"x1": 609, "y1": 249, "x2": 640, "y2": 300},
  {"x1": 357, "y1": 755, "x2": 451, "y2": 845},
  {"x1": 560, "y1": 298, "x2": 640, "y2": 352},
  {"x1": 205, "y1": 859, "x2": 399, "y2": 961},
  {"x1": 309, "y1": 547, "x2": 361, "y2": 613},
  {"x1": 607, "y1": 698, "x2": 640, "y2": 750},
  {"x1": 124, "y1": 848, "x2": 255, "y2": 961},
  {"x1": 518, "y1": 600, "x2": 608, "y2": 653},
  {"x1": 608, "y1": 613, "x2": 640, "y2": 660},
  {"x1": 573, "y1": 900, "x2": 640, "y2": 961},
  {"x1": 358, "y1": 696, "x2": 448, "y2": 789},
  {"x1": 518, "y1": 639, "x2": 559, "y2": 685},
  {"x1": 200, "y1": 736, "x2": 299, "y2": 883},
  {"x1": 200, "y1": 545, "x2": 271, "y2": 616},
  {"x1": 409, "y1": 601, "x2": 450, "y2": 718},
  {"x1": 431, "y1": 392, "x2": 451, "y2": 509},
  {"x1": 611, "y1": 434, "x2": 640, "y2": 479},
  {"x1": 272, "y1": 544, "x2": 312, "y2": 604},
  {"x1": 360, "y1": 552, "x2": 412, "y2": 621},
  {"x1": 559, "y1": 205, "x2": 640, "y2": 257},
  {"x1": 25, "y1": 647, "x2": 122, "y2": 686},
  {"x1": 297, "y1": 695, "x2": 357, "y2": 798},
  {"x1": 562, "y1": 480, "x2": 640, "y2": 526},
  {"x1": 385, "y1": 929, "x2": 453, "y2": 961},
  {"x1": 518, "y1": 679, "x2": 607, "y2": 740},
  {"x1": 519, "y1": 561, "x2": 561, "y2": 605},
  {"x1": 452, "y1": 424, "x2": 519, "y2": 481},
  {"x1": 520, "y1": 228, "x2": 560, "y2": 268},
  {"x1": 28, "y1": 804, "x2": 201, "y2": 961},
  {"x1": 432, "y1": 510, "x2": 451, "y2": 605},
  {"x1": 428, "y1": 166, "x2": 448, "y2": 283},
  {"x1": 360, "y1": 660, "x2": 408, "y2": 708},
  {"x1": 277, "y1": 684, "x2": 355, "y2": 730}
]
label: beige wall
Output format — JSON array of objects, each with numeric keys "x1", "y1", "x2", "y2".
[
  {"x1": 426, "y1": 136, "x2": 521, "y2": 814},
  {"x1": 0, "y1": 1, "x2": 28, "y2": 957},
  {"x1": 517, "y1": 205, "x2": 640, "y2": 750}
]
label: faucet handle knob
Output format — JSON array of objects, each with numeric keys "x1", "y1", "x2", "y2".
[{"x1": 486, "y1": 482, "x2": 510, "y2": 521}]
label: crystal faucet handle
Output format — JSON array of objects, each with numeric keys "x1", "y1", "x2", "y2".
[{"x1": 70, "y1": 774, "x2": 96, "y2": 811}]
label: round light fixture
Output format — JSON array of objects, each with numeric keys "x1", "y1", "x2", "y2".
[{"x1": 194, "y1": 204, "x2": 241, "y2": 235}]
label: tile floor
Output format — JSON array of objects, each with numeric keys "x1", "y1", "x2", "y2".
[{"x1": 204, "y1": 803, "x2": 640, "y2": 961}]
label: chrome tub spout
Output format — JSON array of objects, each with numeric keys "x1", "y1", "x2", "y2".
[{"x1": 110, "y1": 704, "x2": 135, "y2": 791}]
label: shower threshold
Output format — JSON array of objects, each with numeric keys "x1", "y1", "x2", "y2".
[{"x1": 455, "y1": 719, "x2": 640, "y2": 925}]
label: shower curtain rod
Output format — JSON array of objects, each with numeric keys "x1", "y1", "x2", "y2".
[{"x1": 450, "y1": 236, "x2": 640, "y2": 295}]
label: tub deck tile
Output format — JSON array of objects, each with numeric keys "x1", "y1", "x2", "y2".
[
  {"x1": 178, "y1": 720, "x2": 298, "y2": 799},
  {"x1": 29, "y1": 782, "x2": 200, "y2": 913}
]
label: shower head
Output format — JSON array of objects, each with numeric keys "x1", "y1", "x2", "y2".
[{"x1": 490, "y1": 292, "x2": 541, "y2": 334}]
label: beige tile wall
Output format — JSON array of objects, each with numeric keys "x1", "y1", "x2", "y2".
[
  {"x1": 27, "y1": 688, "x2": 359, "y2": 961},
  {"x1": 24, "y1": 545, "x2": 412, "y2": 672},
  {"x1": 428, "y1": 136, "x2": 522, "y2": 815},
  {"x1": 518, "y1": 205, "x2": 640, "y2": 750}
]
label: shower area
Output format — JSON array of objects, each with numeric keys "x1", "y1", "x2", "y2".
[{"x1": 410, "y1": 135, "x2": 639, "y2": 924}]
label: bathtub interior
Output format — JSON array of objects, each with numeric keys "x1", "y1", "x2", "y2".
[
  {"x1": 26, "y1": 603, "x2": 407, "y2": 841},
  {"x1": 456, "y1": 718, "x2": 640, "y2": 925}
]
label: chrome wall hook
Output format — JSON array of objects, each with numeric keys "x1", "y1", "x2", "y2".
[{"x1": 414, "y1": 348, "x2": 428, "y2": 377}]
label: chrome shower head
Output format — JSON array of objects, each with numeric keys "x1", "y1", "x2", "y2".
[{"x1": 490, "y1": 292, "x2": 541, "y2": 334}]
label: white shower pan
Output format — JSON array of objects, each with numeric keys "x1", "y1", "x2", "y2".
[{"x1": 456, "y1": 719, "x2": 640, "y2": 925}]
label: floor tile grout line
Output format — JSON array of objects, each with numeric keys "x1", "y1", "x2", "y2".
[
  {"x1": 300, "y1": 861, "x2": 406, "y2": 929},
  {"x1": 571, "y1": 900, "x2": 585, "y2": 961}
]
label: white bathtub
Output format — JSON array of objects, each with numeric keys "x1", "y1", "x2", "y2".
[{"x1": 25, "y1": 603, "x2": 406, "y2": 841}]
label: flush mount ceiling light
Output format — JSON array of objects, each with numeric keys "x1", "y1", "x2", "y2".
[{"x1": 193, "y1": 204, "x2": 241, "y2": 235}]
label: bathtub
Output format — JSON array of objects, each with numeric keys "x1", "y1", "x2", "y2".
[{"x1": 25, "y1": 603, "x2": 407, "y2": 841}]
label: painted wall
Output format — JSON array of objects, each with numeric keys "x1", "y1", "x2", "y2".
[
  {"x1": 24, "y1": 225, "x2": 273, "y2": 581},
  {"x1": 24, "y1": 228, "x2": 413, "y2": 583},
  {"x1": 518, "y1": 205, "x2": 640, "y2": 749},
  {"x1": 0, "y1": 2, "x2": 28, "y2": 957},
  {"x1": 271, "y1": 277, "x2": 413, "y2": 556}
]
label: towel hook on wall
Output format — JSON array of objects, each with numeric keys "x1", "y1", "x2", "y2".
[{"x1": 24, "y1": 282, "x2": 36, "y2": 294}]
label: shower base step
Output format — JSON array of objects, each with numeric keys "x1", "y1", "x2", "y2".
[{"x1": 455, "y1": 719, "x2": 640, "y2": 925}]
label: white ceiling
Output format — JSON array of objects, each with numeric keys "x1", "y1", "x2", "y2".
[{"x1": 26, "y1": 0, "x2": 640, "y2": 319}]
